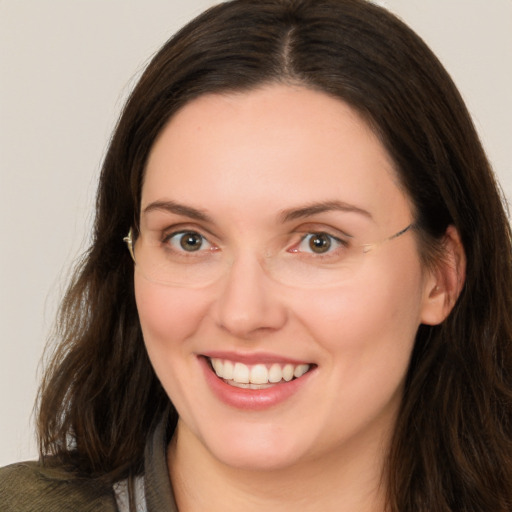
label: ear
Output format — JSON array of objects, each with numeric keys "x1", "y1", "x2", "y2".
[{"x1": 420, "y1": 225, "x2": 466, "y2": 325}]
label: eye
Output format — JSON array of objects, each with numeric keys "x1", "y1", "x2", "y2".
[
  {"x1": 164, "y1": 231, "x2": 213, "y2": 252},
  {"x1": 293, "y1": 232, "x2": 346, "y2": 255}
]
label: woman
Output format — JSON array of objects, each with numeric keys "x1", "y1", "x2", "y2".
[{"x1": 1, "y1": 0, "x2": 511, "y2": 510}]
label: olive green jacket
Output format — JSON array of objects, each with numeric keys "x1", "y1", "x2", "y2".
[{"x1": 0, "y1": 413, "x2": 178, "y2": 511}]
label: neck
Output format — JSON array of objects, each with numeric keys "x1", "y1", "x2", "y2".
[{"x1": 167, "y1": 420, "x2": 390, "y2": 512}]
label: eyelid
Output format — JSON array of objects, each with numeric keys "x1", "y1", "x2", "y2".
[
  {"x1": 295, "y1": 232, "x2": 345, "y2": 253},
  {"x1": 159, "y1": 224, "x2": 222, "y2": 254},
  {"x1": 154, "y1": 222, "x2": 355, "y2": 252},
  {"x1": 165, "y1": 230, "x2": 214, "y2": 251},
  {"x1": 291, "y1": 223, "x2": 354, "y2": 240},
  {"x1": 160, "y1": 222, "x2": 219, "y2": 243}
]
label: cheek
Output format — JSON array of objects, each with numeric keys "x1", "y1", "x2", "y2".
[
  {"x1": 293, "y1": 256, "x2": 426, "y2": 358},
  {"x1": 134, "y1": 276, "x2": 207, "y2": 348},
  {"x1": 134, "y1": 276, "x2": 210, "y2": 420}
]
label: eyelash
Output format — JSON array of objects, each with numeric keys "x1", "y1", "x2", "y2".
[
  {"x1": 161, "y1": 230, "x2": 217, "y2": 254},
  {"x1": 291, "y1": 232, "x2": 348, "y2": 256},
  {"x1": 160, "y1": 228, "x2": 350, "y2": 258}
]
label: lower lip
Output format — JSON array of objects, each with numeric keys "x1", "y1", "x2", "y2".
[{"x1": 199, "y1": 357, "x2": 314, "y2": 411}]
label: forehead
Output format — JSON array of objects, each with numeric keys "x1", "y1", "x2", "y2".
[{"x1": 142, "y1": 85, "x2": 412, "y2": 227}]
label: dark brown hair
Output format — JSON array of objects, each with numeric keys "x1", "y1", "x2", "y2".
[{"x1": 38, "y1": 0, "x2": 512, "y2": 510}]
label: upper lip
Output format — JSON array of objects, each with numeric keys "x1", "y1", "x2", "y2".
[{"x1": 200, "y1": 350, "x2": 313, "y2": 366}]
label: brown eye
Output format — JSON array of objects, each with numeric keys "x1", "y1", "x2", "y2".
[
  {"x1": 179, "y1": 232, "x2": 204, "y2": 251},
  {"x1": 308, "y1": 233, "x2": 332, "y2": 253}
]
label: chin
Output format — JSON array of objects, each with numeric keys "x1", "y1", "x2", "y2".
[
  {"x1": 210, "y1": 442, "x2": 305, "y2": 472},
  {"x1": 196, "y1": 421, "x2": 313, "y2": 472}
]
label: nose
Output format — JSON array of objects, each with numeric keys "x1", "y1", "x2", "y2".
[{"x1": 212, "y1": 252, "x2": 288, "y2": 339}]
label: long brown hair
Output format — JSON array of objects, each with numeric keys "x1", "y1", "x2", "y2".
[{"x1": 38, "y1": 1, "x2": 512, "y2": 509}]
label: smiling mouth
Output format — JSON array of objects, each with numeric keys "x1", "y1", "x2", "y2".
[{"x1": 207, "y1": 357, "x2": 313, "y2": 390}]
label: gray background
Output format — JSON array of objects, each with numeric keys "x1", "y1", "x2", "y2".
[{"x1": 1, "y1": 0, "x2": 511, "y2": 465}]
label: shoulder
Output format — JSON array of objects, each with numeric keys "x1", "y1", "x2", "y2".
[{"x1": 0, "y1": 461, "x2": 118, "y2": 512}]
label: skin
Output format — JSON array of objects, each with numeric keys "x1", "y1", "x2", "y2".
[{"x1": 135, "y1": 85, "x2": 459, "y2": 511}]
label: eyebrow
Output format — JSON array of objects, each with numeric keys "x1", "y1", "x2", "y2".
[
  {"x1": 142, "y1": 199, "x2": 372, "y2": 225},
  {"x1": 143, "y1": 200, "x2": 213, "y2": 223},
  {"x1": 279, "y1": 200, "x2": 373, "y2": 223}
]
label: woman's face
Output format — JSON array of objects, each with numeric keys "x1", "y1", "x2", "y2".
[{"x1": 135, "y1": 85, "x2": 437, "y2": 472}]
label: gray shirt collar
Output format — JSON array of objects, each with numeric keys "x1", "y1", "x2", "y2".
[{"x1": 144, "y1": 409, "x2": 179, "y2": 512}]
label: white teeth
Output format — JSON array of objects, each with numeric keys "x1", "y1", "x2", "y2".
[
  {"x1": 226, "y1": 381, "x2": 274, "y2": 390},
  {"x1": 209, "y1": 358, "x2": 311, "y2": 385},
  {"x1": 233, "y1": 362, "x2": 250, "y2": 383},
  {"x1": 268, "y1": 363, "x2": 282, "y2": 383},
  {"x1": 282, "y1": 364, "x2": 294, "y2": 382},
  {"x1": 211, "y1": 358, "x2": 223, "y2": 375},
  {"x1": 223, "y1": 360, "x2": 234, "y2": 380},
  {"x1": 294, "y1": 364, "x2": 309, "y2": 378},
  {"x1": 250, "y1": 364, "x2": 269, "y2": 384}
]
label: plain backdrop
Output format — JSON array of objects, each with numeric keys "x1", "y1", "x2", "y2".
[{"x1": 1, "y1": 0, "x2": 511, "y2": 466}]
